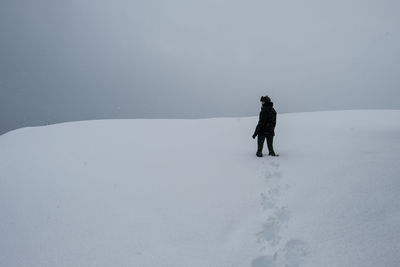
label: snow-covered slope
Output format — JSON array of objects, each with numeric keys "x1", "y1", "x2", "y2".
[{"x1": 1, "y1": 110, "x2": 399, "y2": 267}]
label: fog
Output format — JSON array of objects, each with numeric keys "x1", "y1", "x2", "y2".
[{"x1": 1, "y1": 0, "x2": 399, "y2": 134}]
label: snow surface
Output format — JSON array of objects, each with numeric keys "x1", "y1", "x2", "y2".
[{"x1": 1, "y1": 110, "x2": 400, "y2": 267}]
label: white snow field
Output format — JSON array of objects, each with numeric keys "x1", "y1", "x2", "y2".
[{"x1": 1, "y1": 110, "x2": 400, "y2": 267}]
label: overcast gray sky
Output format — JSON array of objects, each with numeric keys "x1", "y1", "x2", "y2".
[{"x1": 1, "y1": 0, "x2": 399, "y2": 134}]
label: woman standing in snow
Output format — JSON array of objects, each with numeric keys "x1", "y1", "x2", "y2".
[{"x1": 252, "y1": 96, "x2": 277, "y2": 157}]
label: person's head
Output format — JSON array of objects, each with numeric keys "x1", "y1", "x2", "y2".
[{"x1": 260, "y1": 96, "x2": 271, "y2": 105}]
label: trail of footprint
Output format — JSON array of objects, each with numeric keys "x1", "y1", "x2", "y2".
[
  {"x1": 260, "y1": 166, "x2": 284, "y2": 211},
  {"x1": 251, "y1": 159, "x2": 309, "y2": 267},
  {"x1": 258, "y1": 160, "x2": 287, "y2": 246}
]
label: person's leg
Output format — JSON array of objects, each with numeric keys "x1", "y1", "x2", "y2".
[
  {"x1": 257, "y1": 135, "x2": 266, "y2": 156},
  {"x1": 266, "y1": 135, "x2": 276, "y2": 156}
]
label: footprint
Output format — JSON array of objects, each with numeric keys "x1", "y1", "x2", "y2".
[
  {"x1": 273, "y1": 170, "x2": 282, "y2": 179},
  {"x1": 282, "y1": 239, "x2": 309, "y2": 267},
  {"x1": 270, "y1": 161, "x2": 280, "y2": 168},
  {"x1": 261, "y1": 185, "x2": 282, "y2": 207},
  {"x1": 261, "y1": 192, "x2": 277, "y2": 210},
  {"x1": 264, "y1": 171, "x2": 282, "y2": 186},
  {"x1": 264, "y1": 170, "x2": 273, "y2": 180},
  {"x1": 251, "y1": 240, "x2": 309, "y2": 267},
  {"x1": 274, "y1": 206, "x2": 291, "y2": 223},
  {"x1": 257, "y1": 217, "x2": 281, "y2": 246},
  {"x1": 251, "y1": 254, "x2": 278, "y2": 267}
]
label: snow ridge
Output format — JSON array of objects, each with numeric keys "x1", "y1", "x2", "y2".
[{"x1": 251, "y1": 158, "x2": 309, "y2": 267}]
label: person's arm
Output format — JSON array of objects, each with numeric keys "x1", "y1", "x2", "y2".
[
  {"x1": 272, "y1": 110, "x2": 277, "y2": 128},
  {"x1": 253, "y1": 111, "x2": 266, "y2": 138}
]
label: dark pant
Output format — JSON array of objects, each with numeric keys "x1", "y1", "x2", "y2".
[{"x1": 257, "y1": 135, "x2": 275, "y2": 155}]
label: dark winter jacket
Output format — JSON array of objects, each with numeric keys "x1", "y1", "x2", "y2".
[{"x1": 253, "y1": 102, "x2": 276, "y2": 137}]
